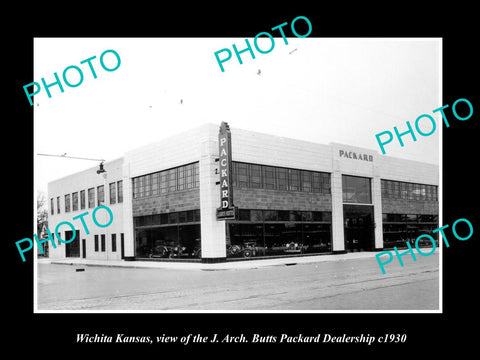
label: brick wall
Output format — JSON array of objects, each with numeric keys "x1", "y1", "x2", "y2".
[
  {"x1": 233, "y1": 187, "x2": 332, "y2": 211},
  {"x1": 132, "y1": 189, "x2": 200, "y2": 216},
  {"x1": 382, "y1": 198, "x2": 439, "y2": 214}
]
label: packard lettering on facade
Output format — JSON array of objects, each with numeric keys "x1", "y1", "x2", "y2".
[
  {"x1": 339, "y1": 149, "x2": 373, "y2": 162},
  {"x1": 216, "y1": 121, "x2": 237, "y2": 220}
]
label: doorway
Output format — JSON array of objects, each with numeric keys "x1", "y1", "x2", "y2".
[
  {"x1": 343, "y1": 205, "x2": 374, "y2": 251},
  {"x1": 65, "y1": 230, "x2": 80, "y2": 257}
]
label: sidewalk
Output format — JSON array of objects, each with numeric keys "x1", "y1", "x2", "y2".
[{"x1": 36, "y1": 249, "x2": 438, "y2": 271}]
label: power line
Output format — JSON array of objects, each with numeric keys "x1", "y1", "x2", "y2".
[{"x1": 37, "y1": 153, "x2": 106, "y2": 162}]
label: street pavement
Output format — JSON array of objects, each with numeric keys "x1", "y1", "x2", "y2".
[{"x1": 36, "y1": 251, "x2": 439, "y2": 311}]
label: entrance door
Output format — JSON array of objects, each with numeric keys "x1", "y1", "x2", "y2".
[
  {"x1": 65, "y1": 230, "x2": 80, "y2": 257},
  {"x1": 82, "y1": 239, "x2": 86, "y2": 258},
  {"x1": 343, "y1": 205, "x2": 374, "y2": 251}
]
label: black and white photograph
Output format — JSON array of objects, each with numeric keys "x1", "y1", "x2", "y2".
[
  {"x1": 33, "y1": 37, "x2": 442, "y2": 312},
  {"x1": 7, "y1": 5, "x2": 479, "y2": 355}
]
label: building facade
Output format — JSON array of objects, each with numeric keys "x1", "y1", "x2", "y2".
[{"x1": 47, "y1": 123, "x2": 439, "y2": 262}]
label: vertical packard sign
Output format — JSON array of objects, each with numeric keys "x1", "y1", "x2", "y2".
[{"x1": 216, "y1": 122, "x2": 237, "y2": 220}]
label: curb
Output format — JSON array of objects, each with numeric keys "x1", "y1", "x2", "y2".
[{"x1": 36, "y1": 249, "x2": 437, "y2": 271}]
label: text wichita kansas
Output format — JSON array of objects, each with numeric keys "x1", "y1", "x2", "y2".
[{"x1": 77, "y1": 334, "x2": 154, "y2": 344}]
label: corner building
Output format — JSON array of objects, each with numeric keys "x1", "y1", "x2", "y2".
[{"x1": 47, "y1": 123, "x2": 439, "y2": 263}]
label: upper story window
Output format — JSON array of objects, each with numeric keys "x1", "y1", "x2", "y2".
[
  {"x1": 53, "y1": 179, "x2": 123, "y2": 217},
  {"x1": 381, "y1": 179, "x2": 438, "y2": 201},
  {"x1": 109, "y1": 182, "x2": 117, "y2": 205},
  {"x1": 231, "y1": 162, "x2": 331, "y2": 194},
  {"x1": 97, "y1": 185, "x2": 105, "y2": 206},
  {"x1": 117, "y1": 180, "x2": 123, "y2": 203},
  {"x1": 342, "y1": 175, "x2": 372, "y2": 204},
  {"x1": 88, "y1": 188, "x2": 95, "y2": 208},
  {"x1": 132, "y1": 162, "x2": 199, "y2": 199},
  {"x1": 80, "y1": 190, "x2": 86, "y2": 209},
  {"x1": 72, "y1": 192, "x2": 78, "y2": 211},
  {"x1": 65, "y1": 194, "x2": 71, "y2": 212}
]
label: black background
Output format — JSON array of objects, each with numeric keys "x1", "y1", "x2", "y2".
[{"x1": 6, "y1": 3, "x2": 478, "y2": 356}]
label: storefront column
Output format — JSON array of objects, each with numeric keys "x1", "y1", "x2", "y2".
[
  {"x1": 372, "y1": 174, "x2": 384, "y2": 250},
  {"x1": 121, "y1": 162, "x2": 135, "y2": 260},
  {"x1": 331, "y1": 167, "x2": 345, "y2": 252},
  {"x1": 199, "y1": 131, "x2": 227, "y2": 262}
]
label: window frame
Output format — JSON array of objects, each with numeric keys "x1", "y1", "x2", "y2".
[
  {"x1": 80, "y1": 190, "x2": 86, "y2": 209},
  {"x1": 97, "y1": 185, "x2": 105, "y2": 206},
  {"x1": 109, "y1": 182, "x2": 117, "y2": 205},
  {"x1": 72, "y1": 192, "x2": 79, "y2": 211},
  {"x1": 88, "y1": 188, "x2": 95, "y2": 208},
  {"x1": 64, "y1": 194, "x2": 71, "y2": 213}
]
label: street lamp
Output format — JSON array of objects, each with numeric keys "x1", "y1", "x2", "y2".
[{"x1": 96, "y1": 162, "x2": 106, "y2": 174}]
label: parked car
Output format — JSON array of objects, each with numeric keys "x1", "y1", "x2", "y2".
[
  {"x1": 168, "y1": 245, "x2": 189, "y2": 258},
  {"x1": 192, "y1": 246, "x2": 202, "y2": 258},
  {"x1": 226, "y1": 244, "x2": 242, "y2": 257},
  {"x1": 148, "y1": 242, "x2": 170, "y2": 258},
  {"x1": 191, "y1": 238, "x2": 202, "y2": 258},
  {"x1": 267, "y1": 242, "x2": 306, "y2": 255},
  {"x1": 226, "y1": 241, "x2": 262, "y2": 258},
  {"x1": 283, "y1": 242, "x2": 305, "y2": 254}
]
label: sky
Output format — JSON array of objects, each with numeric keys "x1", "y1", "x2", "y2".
[{"x1": 34, "y1": 37, "x2": 441, "y2": 196}]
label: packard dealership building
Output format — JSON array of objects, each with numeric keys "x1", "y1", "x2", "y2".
[{"x1": 47, "y1": 122, "x2": 439, "y2": 263}]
